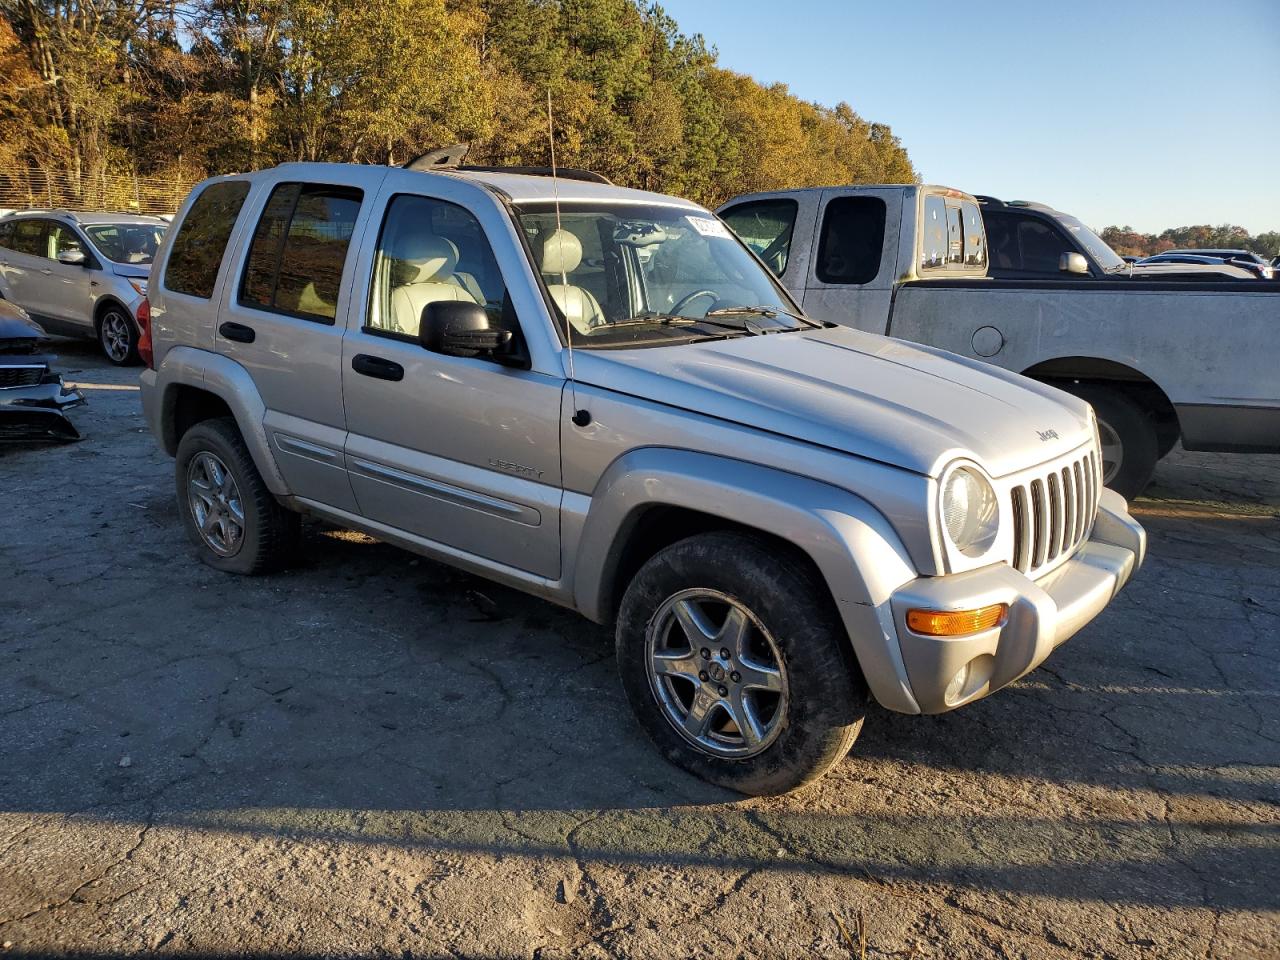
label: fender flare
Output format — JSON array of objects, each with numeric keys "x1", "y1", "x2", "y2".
[
  {"x1": 152, "y1": 346, "x2": 291, "y2": 496},
  {"x1": 572, "y1": 448, "x2": 924, "y2": 713}
]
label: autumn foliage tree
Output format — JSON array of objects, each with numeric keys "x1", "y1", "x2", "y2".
[{"x1": 0, "y1": 0, "x2": 917, "y2": 209}]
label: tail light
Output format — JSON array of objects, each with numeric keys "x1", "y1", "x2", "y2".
[{"x1": 136, "y1": 297, "x2": 153, "y2": 369}]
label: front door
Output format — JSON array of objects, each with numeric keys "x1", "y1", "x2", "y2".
[
  {"x1": 214, "y1": 167, "x2": 388, "y2": 511},
  {"x1": 340, "y1": 188, "x2": 563, "y2": 579},
  {"x1": 41, "y1": 221, "x2": 97, "y2": 330}
]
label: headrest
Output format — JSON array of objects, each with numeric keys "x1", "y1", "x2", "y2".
[
  {"x1": 540, "y1": 228, "x2": 582, "y2": 276},
  {"x1": 390, "y1": 233, "x2": 459, "y2": 284}
]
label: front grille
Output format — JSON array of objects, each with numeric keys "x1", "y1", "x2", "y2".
[
  {"x1": 1010, "y1": 450, "x2": 1099, "y2": 575},
  {"x1": 0, "y1": 364, "x2": 45, "y2": 388}
]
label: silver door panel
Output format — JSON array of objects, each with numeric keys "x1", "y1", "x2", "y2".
[{"x1": 264, "y1": 410, "x2": 359, "y2": 513}]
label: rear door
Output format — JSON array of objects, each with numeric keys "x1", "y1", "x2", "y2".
[
  {"x1": 215, "y1": 168, "x2": 387, "y2": 512},
  {"x1": 0, "y1": 218, "x2": 54, "y2": 317},
  {"x1": 339, "y1": 175, "x2": 563, "y2": 579},
  {"x1": 800, "y1": 189, "x2": 898, "y2": 333}
]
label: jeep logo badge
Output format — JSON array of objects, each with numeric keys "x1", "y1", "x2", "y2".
[{"x1": 1037, "y1": 429, "x2": 1060, "y2": 442}]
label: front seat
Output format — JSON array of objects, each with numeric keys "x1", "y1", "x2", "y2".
[
  {"x1": 387, "y1": 234, "x2": 477, "y2": 336},
  {"x1": 539, "y1": 229, "x2": 605, "y2": 334}
]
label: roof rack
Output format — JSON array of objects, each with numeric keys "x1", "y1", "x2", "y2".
[{"x1": 403, "y1": 144, "x2": 613, "y2": 185}]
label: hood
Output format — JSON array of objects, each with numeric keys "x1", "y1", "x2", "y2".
[
  {"x1": 110, "y1": 262, "x2": 152, "y2": 280},
  {"x1": 0, "y1": 300, "x2": 47, "y2": 347},
  {"x1": 572, "y1": 326, "x2": 1092, "y2": 479},
  {"x1": 1125, "y1": 262, "x2": 1255, "y2": 280}
]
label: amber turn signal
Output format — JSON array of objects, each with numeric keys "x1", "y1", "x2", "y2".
[{"x1": 906, "y1": 603, "x2": 1008, "y2": 637}]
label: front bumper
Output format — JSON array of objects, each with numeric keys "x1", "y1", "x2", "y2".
[
  {"x1": 887, "y1": 488, "x2": 1145, "y2": 713},
  {"x1": 0, "y1": 373, "x2": 86, "y2": 442}
]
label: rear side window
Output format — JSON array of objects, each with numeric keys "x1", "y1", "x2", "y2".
[
  {"x1": 240, "y1": 183, "x2": 363, "y2": 323},
  {"x1": 720, "y1": 199, "x2": 798, "y2": 277},
  {"x1": 0, "y1": 221, "x2": 13, "y2": 249},
  {"x1": 165, "y1": 181, "x2": 251, "y2": 299},
  {"x1": 11, "y1": 219, "x2": 47, "y2": 258},
  {"x1": 816, "y1": 196, "x2": 886, "y2": 284}
]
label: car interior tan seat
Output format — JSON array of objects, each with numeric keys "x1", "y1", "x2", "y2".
[
  {"x1": 539, "y1": 228, "x2": 605, "y2": 334},
  {"x1": 387, "y1": 234, "x2": 477, "y2": 336}
]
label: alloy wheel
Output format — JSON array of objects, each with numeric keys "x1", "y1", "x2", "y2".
[
  {"x1": 1098, "y1": 418, "x2": 1124, "y2": 485},
  {"x1": 186, "y1": 451, "x2": 245, "y2": 557},
  {"x1": 100, "y1": 310, "x2": 132, "y2": 362},
  {"x1": 645, "y1": 588, "x2": 788, "y2": 759}
]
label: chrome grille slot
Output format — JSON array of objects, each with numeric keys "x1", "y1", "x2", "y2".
[
  {"x1": 1008, "y1": 448, "x2": 1099, "y2": 577},
  {"x1": 0, "y1": 365, "x2": 44, "y2": 388}
]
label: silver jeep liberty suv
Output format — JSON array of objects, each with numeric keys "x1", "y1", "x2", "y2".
[{"x1": 138, "y1": 156, "x2": 1145, "y2": 795}]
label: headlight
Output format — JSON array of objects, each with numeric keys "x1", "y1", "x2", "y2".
[
  {"x1": 128, "y1": 278, "x2": 148, "y2": 296},
  {"x1": 941, "y1": 465, "x2": 999, "y2": 557}
]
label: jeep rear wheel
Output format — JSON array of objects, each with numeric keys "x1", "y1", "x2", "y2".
[
  {"x1": 175, "y1": 418, "x2": 299, "y2": 574},
  {"x1": 616, "y1": 531, "x2": 866, "y2": 795}
]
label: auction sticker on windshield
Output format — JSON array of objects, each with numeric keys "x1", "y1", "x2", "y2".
[{"x1": 687, "y1": 216, "x2": 732, "y2": 239}]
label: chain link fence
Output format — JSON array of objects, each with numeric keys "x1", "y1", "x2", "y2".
[{"x1": 0, "y1": 168, "x2": 197, "y2": 217}]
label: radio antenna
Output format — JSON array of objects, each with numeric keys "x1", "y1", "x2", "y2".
[{"x1": 547, "y1": 88, "x2": 589, "y2": 428}]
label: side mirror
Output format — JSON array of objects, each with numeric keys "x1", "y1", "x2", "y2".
[
  {"x1": 1059, "y1": 252, "x2": 1089, "y2": 275},
  {"x1": 420, "y1": 300, "x2": 514, "y2": 360},
  {"x1": 57, "y1": 249, "x2": 87, "y2": 266}
]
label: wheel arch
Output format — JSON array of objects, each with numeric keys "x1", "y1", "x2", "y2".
[
  {"x1": 571, "y1": 448, "x2": 925, "y2": 714},
  {"x1": 1022, "y1": 356, "x2": 1181, "y2": 455},
  {"x1": 152, "y1": 346, "x2": 291, "y2": 496},
  {"x1": 93, "y1": 295, "x2": 135, "y2": 332}
]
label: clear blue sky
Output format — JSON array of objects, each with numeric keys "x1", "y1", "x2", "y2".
[{"x1": 659, "y1": 0, "x2": 1280, "y2": 234}]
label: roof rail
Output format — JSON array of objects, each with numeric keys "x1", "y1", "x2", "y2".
[
  {"x1": 403, "y1": 144, "x2": 613, "y2": 185},
  {"x1": 973, "y1": 195, "x2": 1003, "y2": 207}
]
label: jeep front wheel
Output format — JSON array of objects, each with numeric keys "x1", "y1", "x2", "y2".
[{"x1": 616, "y1": 532, "x2": 866, "y2": 795}]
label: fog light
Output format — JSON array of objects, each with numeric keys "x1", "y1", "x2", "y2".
[
  {"x1": 906, "y1": 603, "x2": 1007, "y2": 637},
  {"x1": 944, "y1": 663, "x2": 971, "y2": 704}
]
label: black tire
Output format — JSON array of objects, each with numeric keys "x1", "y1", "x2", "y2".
[
  {"x1": 1065, "y1": 383, "x2": 1158, "y2": 500},
  {"x1": 616, "y1": 531, "x2": 866, "y2": 796},
  {"x1": 175, "y1": 418, "x2": 299, "y2": 575},
  {"x1": 96, "y1": 303, "x2": 140, "y2": 366}
]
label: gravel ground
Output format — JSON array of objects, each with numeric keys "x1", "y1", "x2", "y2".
[{"x1": 1, "y1": 342, "x2": 1277, "y2": 959}]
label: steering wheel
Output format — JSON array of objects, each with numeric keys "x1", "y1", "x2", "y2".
[{"x1": 670, "y1": 289, "x2": 719, "y2": 316}]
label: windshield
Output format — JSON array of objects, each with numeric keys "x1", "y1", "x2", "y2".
[
  {"x1": 1055, "y1": 214, "x2": 1125, "y2": 272},
  {"x1": 84, "y1": 223, "x2": 166, "y2": 264},
  {"x1": 513, "y1": 201, "x2": 807, "y2": 347}
]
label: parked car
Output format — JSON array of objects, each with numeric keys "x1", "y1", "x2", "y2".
[
  {"x1": 719, "y1": 185, "x2": 1279, "y2": 498},
  {"x1": 0, "y1": 210, "x2": 167, "y2": 364},
  {"x1": 1143, "y1": 249, "x2": 1273, "y2": 279},
  {"x1": 974, "y1": 198, "x2": 1255, "y2": 281},
  {"x1": 0, "y1": 298, "x2": 85, "y2": 441},
  {"x1": 138, "y1": 160, "x2": 1145, "y2": 795}
]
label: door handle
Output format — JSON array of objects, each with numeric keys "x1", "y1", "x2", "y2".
[
  {"x1": 218, "y1": 321, "x2": 256, "y2": 343},
  {"x1": 351, "y1": 354, "x2": 404, "y2": 382}
]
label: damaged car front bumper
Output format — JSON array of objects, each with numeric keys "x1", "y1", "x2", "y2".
[{"x1": 0, "y1": 363, "x2": 87, "y2": 441}]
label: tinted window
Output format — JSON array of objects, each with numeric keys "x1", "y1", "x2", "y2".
[
  {"x1": 0, "y1": 221, "x2": 13, "y2": 249},
  {"x1": 240, "y1": 183, "x2": 362, "y2": 323},
  {"x1": 165, "y1": 181, "x2": 251, "y2": 299},
  {"x1": 816, "y1": 196, "x2": 886, "y2": 284},
  {"x1": 368, "y1": 194, "x2": 508, "y2": 339},
  {"x1": 1019, "y1": 219, "x2": 1071, "y2": 272},
  {"x1": 986, "y1": 213, "x2": 1070, "y2": 273},
  {"x1": 11, "y1": 219, "x2": 47, "y2": 258},
  {"x1": 920, "y1": 195, "x2": 947, "y2": 269},
  {"x1": 720, "y1": 199, "x2": 798, "y2": 276}
]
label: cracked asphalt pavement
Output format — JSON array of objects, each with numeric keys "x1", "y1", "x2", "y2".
[{"x1": 1, "y1": 343, "x2": 1277, "y2": 959}]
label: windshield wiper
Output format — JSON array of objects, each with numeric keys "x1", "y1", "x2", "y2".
[{"x1": 704, "y1": 305, "x2": 821, "y2": 329}]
